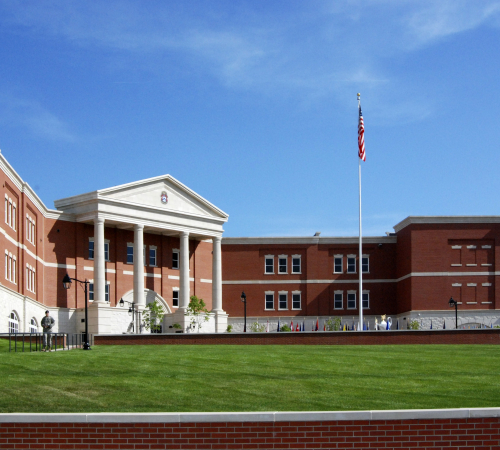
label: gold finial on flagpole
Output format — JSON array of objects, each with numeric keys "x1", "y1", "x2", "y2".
[{"x1": 357, "y1": 93, "x2": 360, "y2": 100}]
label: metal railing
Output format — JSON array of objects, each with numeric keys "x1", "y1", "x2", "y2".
[{"x1": 0, "y1": 333, "x2": 93, "y2": 352}]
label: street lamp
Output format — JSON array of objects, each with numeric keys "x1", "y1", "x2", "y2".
[
  {"x1": 448, "y1": 297, "x2": 458, "y2": 329},
  {"x1": 119, "y1": 298, "x2": 137, "y2": 333},
  {"x1": 62, "y1": 273, "x2": 91, "y2": 350},
  {"x1": 241, "y1": 291, "x2": 247, "y2": 332}
]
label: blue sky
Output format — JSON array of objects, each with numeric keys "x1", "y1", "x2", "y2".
[{"x1": 0, "y1": 0, "x2": 499, "y2": 237}]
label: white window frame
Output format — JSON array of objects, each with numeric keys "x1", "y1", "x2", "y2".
[
  {"x1": 89, "y1": 238, "x2": 110, "y2": 261},
  {"x1": 265, "y1": 255, "x2": 274, "y2": 274},
  {"x1": 334, "y1": 255, "x2": 343, "y2": 273},
  {"x1": 347, "y1": 291, "x2": 356, "y2": 309},
  {"x1": 29, "y1": 317, "x2": 38, "y2": 333},
  {"x1": 265, "y1": 291, "x2": 275, "y2": 310},
  {"x1": 89, "y1": 281, "x2": 110, "y2": 302},
  {"x1": 12, "y1": 203, "x2": 16, "y2": 230},
  {"x1": 278, "y1": 291, "x2": 288, "y2": 310},
  {"x1": 172, "y1": 249, "x2": 179, "y2": 270},
  {"x1": 362, "y1": 290, "x2": 370, "y2": 309},
  {"x1": 291, "y1": 255, "x2": 301, "y2": 274},
  {"x1": 26, "y1": 214, "x2": 36, "y2": 245},
  {"x1": 6, "y1": 253, "x2": 16, "y2": 284},
  {"x1": 334, "y1": 290, "x2": 343, "y2": 310},
  {"x1": 292, "y1": 291, "x2": 302, "y2": 310},
  {"x1": 9, "y1": 311, "x2": 19, "y2": 334},
  {"x1": 362, "y1": 254, "x2": 369, "y2": 274},
  {"x1": 26, "y1": 264, "x2": 36, "y2": 293},
  {"x1": 4, "y1": 195, "x2": 8, "y2": 225},
  {"x1": 278, "y1": 255, "x2": 288, "y2": 274},
  {"x1": 172, "y1": 288, "x2": 179, "y2": 308},
  {"x1": 127, "y1": 243, "x2": 134, "y2": 264},
  {"x1": 347, "y1": 255, "x2": 356, "y2": 274},
  {"x1": 149, "y1": 246, "x2": 157, "y2": 267}
]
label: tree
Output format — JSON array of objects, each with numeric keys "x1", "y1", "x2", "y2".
[
  {"x1": 142, "y1": 300, "x2": 165, "y2": 333},
  {"x1": 185, "y1": 295, "x2": 210, "y2": 332}
]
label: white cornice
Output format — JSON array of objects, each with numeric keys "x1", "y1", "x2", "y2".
[
  {"x1": 222, "y1": 236, "x2": 397, "y2": 245},
  {"x1": 394, "y1": 216, "x2": 500, "y2": 233}
]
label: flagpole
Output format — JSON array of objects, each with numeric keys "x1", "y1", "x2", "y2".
[{"x1": 357, "y1": 93, "x2": 363, "y2": 331}]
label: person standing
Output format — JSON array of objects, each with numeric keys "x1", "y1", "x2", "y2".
[{"x1": 41, "y1": 310, "x2": 55, "y2": 352}]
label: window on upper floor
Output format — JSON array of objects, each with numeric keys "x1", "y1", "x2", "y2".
[
  {"x1": 5, "y1": 195, "x2": 16, "y2": 231},
  {"x1": 278, "y1": 292, "x2": 288, "y2": 310},
  {"x1": 172, "y1": 249, "x2": 179, "y2": 269},
  {"x1": 26, "y1": 264, "x2": 36, "y2": 293},
  {"x1": 173, "y1": 289, "x2": 179, "y2": 308},
  {"x1": 26, "y1": 214, "x2": 36, "y2": 245},
  {"x1": 292, "y1": 291, "x2": 301, "y2": 310},
  {"x1": 362, "y1": 255, "x2": 369, "y2": 273},
  {"x1": 292, "y1": 255, "x2": 301, "y2": 274},
  {"x1": 362, "y1": 291, "x2": 369, "y2": 309},
  {"x1": 334, "y1": 255, "x2": 343, "y2": 273},
  {"x1": 278, "y1": 256, "x2": 287, "y2": 274},
  {"x1": 265, "y1": 292, "x2": 274, "y2": 310},
  {"x1": 88, "y1": 283, "x2": 110, "y2": 302},
  {"x1": 347, "y1": 291, "x2": 356, "y2": 309},
  {"x1": 334, "y1": 291, "x2": 343, "y2": 309},
  {"x1": 127, "y1": 243, "x2": 134, "y2": 264},
  {"x1": 265, "y1": 255, "x2": 274, "y2": 274},
  {"x1": 89, "y1": 239, "x2": 109, "y2": 261},
  {"x1": 5, "y1": 251, "x2": 16, "y2": 284},
  {"x1": 149, "y1": 246, "x2": 157, "y2": 267},
  {"x1": 347, "y1": 255, "x2": 356, "y2": 273}
]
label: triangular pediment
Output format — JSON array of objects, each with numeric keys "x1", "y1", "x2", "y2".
[{"x1": 98, "y1": 176, "x2": 227, "y2": 219}]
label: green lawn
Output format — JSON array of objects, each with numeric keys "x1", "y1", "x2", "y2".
[{"x1": 1, "y1": 340, "x2": 499, "y2": 413}]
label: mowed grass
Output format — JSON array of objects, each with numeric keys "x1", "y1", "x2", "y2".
[{"x1": 1, "y1": 340, "x2": 499, "y2": 413}]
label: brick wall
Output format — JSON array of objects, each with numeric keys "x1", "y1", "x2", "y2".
[
  {"x1": 94, "y1": 328, "x2": 500, "y2": 346},
  {"x1": 1, "y1": 409, "x2": 499, "y2": 449}
]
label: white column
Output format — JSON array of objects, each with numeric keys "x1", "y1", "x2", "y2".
[
  {"x1": 133, "y1": 224, "x2": 145, "y2": 308},
  {"x1": 179, "y1": 231, "x2": 190, "y2": 310},
  {"x1": 93, "y1": 216, "x2": 106, "y2": 303},
  {"x1": 212, "y1": 236, "x2": 223, "y2": 312}
]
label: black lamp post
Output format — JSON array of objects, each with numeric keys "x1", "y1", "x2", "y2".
[
  {"x1": 119, "y1": 298, "x2": 137, "y2": 333},
  {"x1": 62, "y1": 273, "x2": 91, "y2": 350},
  {"x1": 448, "y1": 297, "x2": 458, "y2": 329},
  {"x1": 241, "y1": 291, "x2": 247, "y2": 332}
]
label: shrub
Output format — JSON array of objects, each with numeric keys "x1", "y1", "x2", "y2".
[{"x1": 250, "y1": 322, "x2": 266, "y2": 333}]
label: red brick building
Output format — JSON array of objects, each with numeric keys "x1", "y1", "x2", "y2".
[{"x1": 1, "y1": 151, "x2": 499, "y2": 334}]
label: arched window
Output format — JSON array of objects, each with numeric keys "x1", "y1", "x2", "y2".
[
  {"x1": 29, "y1": 317, "x2": 38, "y2": 333},
  {"x1": 9, "y1": 311, "x2": 19, "y2": 334}
]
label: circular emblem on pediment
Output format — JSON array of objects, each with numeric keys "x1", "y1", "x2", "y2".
[{"x1": 160, "y1": 191, "x2": 168, "y2": 204}]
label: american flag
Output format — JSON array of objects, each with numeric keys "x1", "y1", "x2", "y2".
[{"x1": 358, "y1": 104, "x2": 366, "y2": 161}]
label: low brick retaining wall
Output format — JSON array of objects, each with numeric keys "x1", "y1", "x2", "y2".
[
  {"x1": 94, "y1": 328, "x2": 500, "y2": 346},
  {"x1": 1, "y1": 409, "x2": 499, "y2": 449}
]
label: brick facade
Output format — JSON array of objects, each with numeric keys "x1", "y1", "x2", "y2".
[{"x1": 1, "y1": 409, "x2": 499, "y2": 449}]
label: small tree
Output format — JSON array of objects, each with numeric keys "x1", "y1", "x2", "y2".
[
  {"x1": 408, "y1": 320, "x2": 420, "y2": 330},
  {"x1": 325, "y1": 317, "x2": 342, "y2": 331},
  {"x1": 249, "y1": 322, "x2": 266, "y2": 333},
  {"x1": 142, "y1": 300, "x2": 165, "y2": 333},
  {"x1": 185, "y1": 295, "x2": 210, "y2": 332}
]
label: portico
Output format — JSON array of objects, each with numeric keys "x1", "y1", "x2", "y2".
[{"x1": 54, "y1": 174, "x2": 229, "y2": 335}]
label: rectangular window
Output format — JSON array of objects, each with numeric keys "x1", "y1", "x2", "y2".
[
  {"x1": 362, "y1": 256, "x2": 369, "y2": 273},
  {"x1": 127, "y1": 243, "x2": 134, "y2": 264},
  {"x1": 347, "y1": 256, "x2": 356, "y2": 273},
  {"x1": 172, "y1": 249, "x2": 179, "y2": 269},
  {"x1": 89, "y1": 240, "x2": 94, "y2": 259},
  {"x1": 89, "y1": 283, "x2": 109, "y2": 301},
  {"x1": 334, "y1": 255, "x2": 343, "y2": 273},
  {"x1": 265, "y1": 292, "x2": 274, "y2": 310},
  {"x1": 278, "y1": 256, "x2": 287, "y2": 274},
  {"x1": 292, "y1": 292, "x2": 301, "y2": 310},
  {"x1": 278, "y1": 292, "x2": 287, "y2": 310},
  {"x1": 173, "y1": 290, "x2": 179, "y2": 307},
  {"x1": 12, "y1": 204, "x2": 16, "y2": 230},
  {"x1": 90, "y1": 240, "x2": 109, "y2": 261},
  {"x1": 292, "y1": 255, "x2": 301, "y2": 274},
  {"x1": 4, "y1": 197, "x2": 7, "y2": 224},
  {"x1": 334, "y1": 291, "x2": 343, "y2": 309},
  {"x1": 347, "y1": 292, "x2": 356, "y2": 309},
  {"x1": 265, "y1": 255, "x2": 274, "y2": 274},
  {"x1": 362, "y1": 292, "x2": 369, "y2": 309},
  {"x1": 149, "y1": 247, "x2": 157, "y2": 266},
  {"x1": 104, "y1": 243, "x2": 109, "y2": 262}
]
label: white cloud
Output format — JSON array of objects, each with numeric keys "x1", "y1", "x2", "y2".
[{"x1": 0, "y1": 92, "x2": 76, "y2": 142}]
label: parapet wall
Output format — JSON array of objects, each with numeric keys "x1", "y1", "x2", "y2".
[
  {"x1": 1, "y1": 409, "x2": 499, "y2": 449},
  {"x1": 94, "y1": 328, "x2": 500, "y2": 346}
]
